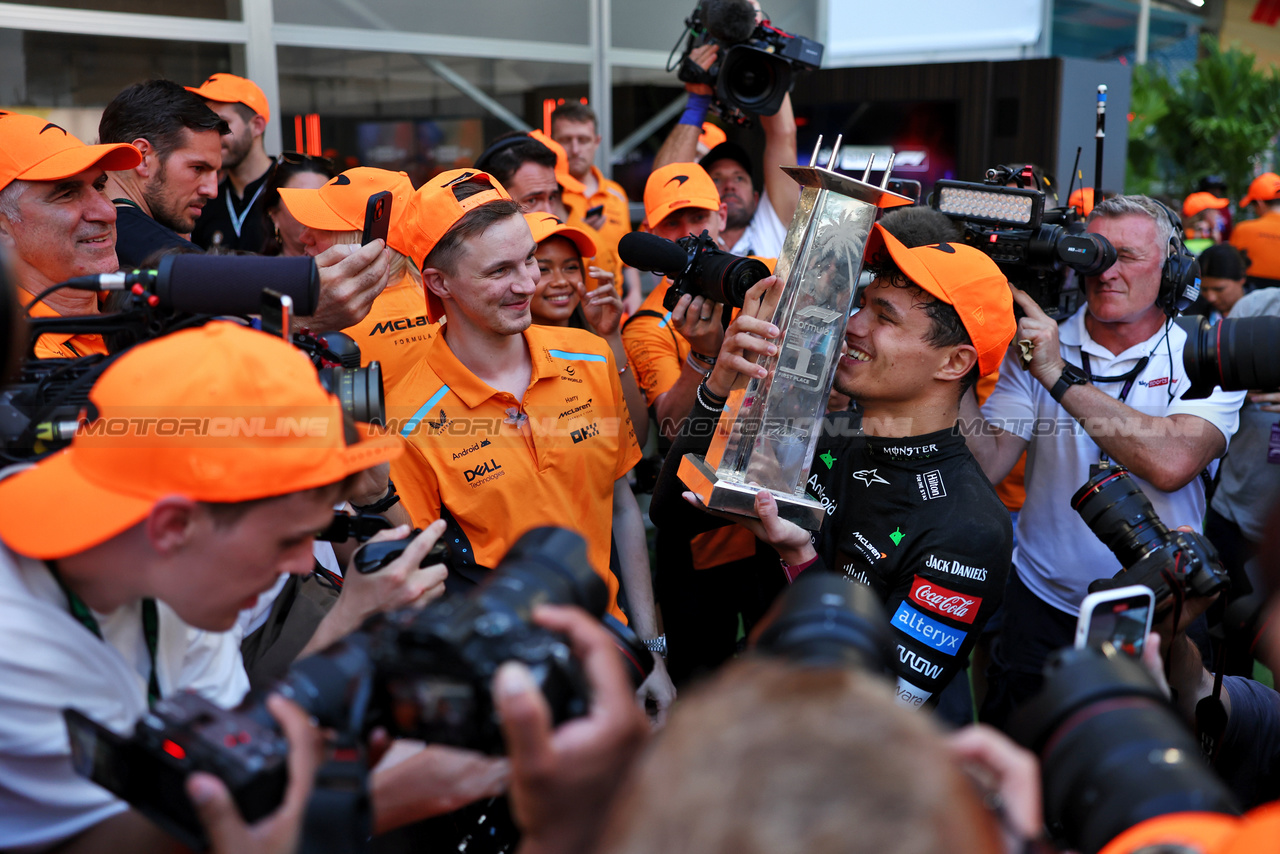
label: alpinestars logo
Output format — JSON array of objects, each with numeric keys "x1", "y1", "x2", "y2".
[{"x1": 852, "y1": 469, "x2": 888, "y2": 487}]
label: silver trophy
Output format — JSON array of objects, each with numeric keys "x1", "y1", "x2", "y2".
[{"x1": 679, "y1": 137, "x2": 912, "y2": 530}]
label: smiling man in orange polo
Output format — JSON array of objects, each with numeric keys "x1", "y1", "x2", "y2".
[
  {"x1": 0, "y1": 110, "x2": 141, "y2": 358},
  {"x1": 387, "y1": 168, "x2": 676, "y2": 721}
]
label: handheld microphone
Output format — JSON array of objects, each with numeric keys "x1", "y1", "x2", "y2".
[
  {"x1": 62, "y1": 255, "x2": 320, "y2": 316},
  {"x1": 619, "y1": 232, "x2": 689, "y2": 276}
]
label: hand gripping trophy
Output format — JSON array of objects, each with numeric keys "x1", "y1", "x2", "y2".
[{"x1": 679, "y1": 138, "x2": 912, "y2": 529}]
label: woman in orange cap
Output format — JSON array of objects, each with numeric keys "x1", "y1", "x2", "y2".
[{"x1": 525, "y1": 211, "x2": 649, "y2": 447}]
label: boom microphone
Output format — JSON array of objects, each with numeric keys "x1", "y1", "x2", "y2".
[
  {"x1": 702, "y1": 0, "x2": 758, "y2": 44},
  {"x1": 619, "y1": 232, "x2": 689, "y2": 276},
  {"x1": 63, "y1": 255, "x2": 320, "y2": 316}
]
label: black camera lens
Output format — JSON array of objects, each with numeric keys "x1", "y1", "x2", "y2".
[
  {"x1": 753, "y1": 571, "x2": 892, "y2": 671},
  {"x1": 695, "y1": 251, "x2": 772, "y2": 309},
  {"x1": 1181, "y1": 314, "x2": 1280, "y2": 400},
  {"x1": 1010, "y1": 648, "x2": 1239, "y2": 853},
  {"x1": 717, "y1": 45, "x2": 793, "y2": 116},
  {"x1": 1072, "y1": 467, "x2": 1171, "y2": 570},
  {"x1": 318, "y1": 361, "x2": 385, "y2": 426}
]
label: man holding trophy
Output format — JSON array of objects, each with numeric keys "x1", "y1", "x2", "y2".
[{"x1": 651, "y1": 221, "x2": 1017, "y2": 721}]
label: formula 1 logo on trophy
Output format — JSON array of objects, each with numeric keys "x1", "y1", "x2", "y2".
[{"x1": 678, "y1": 137, "x2": 913, "y2": 529}]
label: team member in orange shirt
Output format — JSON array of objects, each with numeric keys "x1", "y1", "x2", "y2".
[
  {"x1": 0, "y1": 111, "x2": 141, "y2": 358},
  {"x1": 551, "y1": 102, "x2": 641, "y2": 312},
  {"x1": 621, "y1": 162, "x2": 782, "y2": 683},
  {"x1": 387, "y1": 169, "x2": 675, "y2": 721},
  {"x1": 279, "y1": 167, "x2": 436, "y2": 389},
  {"x1": 1230, "y1": 172, "x2": 1280, "y2": 286}
]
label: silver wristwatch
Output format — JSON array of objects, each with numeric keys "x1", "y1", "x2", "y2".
[{"x1": 642, "y1": 633, "x2": 668, "y2": 659}]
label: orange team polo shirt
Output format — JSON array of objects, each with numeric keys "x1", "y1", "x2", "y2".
[
  {"x1": 24, "y1": 296, "x2": 109, "y2": 360},
  {"x1": 1229, "y1": 210, "x2": 1280, "y2": 281},
  {"x1": 343, "y1": 270, "x2": 438, "y2": 391},
  {"x1": 387, "y1": 324, "x2": 642, "y2": 622}
]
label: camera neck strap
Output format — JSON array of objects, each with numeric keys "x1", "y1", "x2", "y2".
[
  {"x1": 45, "y1": 560, "x2": 161, "y2": 708},
  {"x1": 1080, "y1": 352, "x2": 1149, "y2": 466}
]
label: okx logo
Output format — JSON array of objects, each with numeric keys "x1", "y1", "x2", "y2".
[{"x1": 571, "y1": 422, "x2": 600, "y2": 444}]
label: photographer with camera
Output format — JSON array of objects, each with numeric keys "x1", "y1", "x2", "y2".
[
  {"x1": 654, "y1": 0, "x2": 802, "y2": 259},
  {"x1": 385, "y1": 168, "x2": 675, "y2": 722},
  {"x1": 961, "y1": 194, "x2": 1248, "y2": 728},
  {"x1": 651, "y1": 224, "x2": 1018, "y2": 718},
  {"x1": 0, "y1": 321, "x2": 412, "y2": 850},
  {"x1": 0, "y1": 111, "x2": 142, "y2": 358}
]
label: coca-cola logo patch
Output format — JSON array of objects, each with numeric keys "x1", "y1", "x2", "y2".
[{"x1": 909, "y1": 575, "x2": 981, "y2": 624}]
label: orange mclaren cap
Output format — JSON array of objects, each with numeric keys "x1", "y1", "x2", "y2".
[
  {"x1": 524, "y1": 211, "x2": 597, "y2": 258},
  {"x1": 0, "y1": 322, "x2": 400, "y2": 559},
  {"x1": 1067, "y1": 187, "x2": 1095, "y2": 217},
  {"x1": 401, "y1": 168, "x2": 514, "y2": 322},
  {"x1": 186, "y1": 73, "x2": 271, "y2": 122},
  {"x1": 528, "y1": 129, "x2": 585, "y2": 196},
  {"x1": 864, "y1": 223, "x2": 1015, "y2": 377},
  {"x1": 279, "y1": 167, "x2": 416, "y2": 257},
  {"x1": 0, "y1": 111, "x2": 141, "y2": 193},
  {"x1": 1183, "y1": 191, "x2": 1230, "y2": 218},
  {"x1": 1241, "y1": 172, "x2": 1280, "y2": 208},
  {"x1": 643, "y1": 162, "x2": 721, "y2": 230}
]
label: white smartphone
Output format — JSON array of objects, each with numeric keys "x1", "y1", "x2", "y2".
[{"x1": 1074, "y1": 585, "x2": 1156, "y2": 658}]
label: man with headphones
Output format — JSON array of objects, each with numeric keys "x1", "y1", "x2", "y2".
[{"x1": 959, "y1": 194, "x2": 1247, "y2": 727}]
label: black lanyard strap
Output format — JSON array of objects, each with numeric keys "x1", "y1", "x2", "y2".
[
  {"x1": 47, "y1": 561, "x2": 162, "y2": 708},
  {"x1": 1081, "y1": 352, "x2": 1149, "y2": 467}
]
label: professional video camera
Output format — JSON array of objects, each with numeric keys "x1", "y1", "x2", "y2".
[
  {"x1": 0, "y1": 255, "x2": 385, "y2": 460},
  {"x1": 671, "y1": 0, "x2": 823, "y2": 124},
  {"x1": 752, "y1": 570, "x2": 893, "y2": 672},
  {"x1": 1179, "y1": 314, "x2": 1280, "y2": 400},
  {"x1": 64, "y1": 528, "x2": 652, "y2": 848},
  {"x1": 1073, "y1": 467, "x2": 1230, "y2": 617},
  {"x1": 930, "y1": 165, "x2": 1117, "y2": 319},
  {"x1": 619, "y1": 230, "x2": 770, "y2": 313}
]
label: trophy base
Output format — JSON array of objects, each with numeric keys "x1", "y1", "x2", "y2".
[{"x1": 678, "y1": 453, "x2": 827, "y2": 531}]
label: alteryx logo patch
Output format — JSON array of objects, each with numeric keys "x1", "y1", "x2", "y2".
[{"x1": 891, "y1": 602, "x2": 965, "y2": 656}]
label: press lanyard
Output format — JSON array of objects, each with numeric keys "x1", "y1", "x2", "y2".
[
  {"x1": 1080, "y1": 351, "x2": 1149, "y2": 467},
  {"x1": 47, "y1": 561, "x2": 162, "y2": 708},
  {"x1": 226, "y1": 180, "x2": 267, "y2": 238}
]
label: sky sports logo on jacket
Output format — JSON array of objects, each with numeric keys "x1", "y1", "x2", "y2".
[
  {"x1": 891, "y1": 602, "x2": 966, "y2": 656},
  {"x1": 908, "y1": 576, "x2": 981, "y2": 624}
]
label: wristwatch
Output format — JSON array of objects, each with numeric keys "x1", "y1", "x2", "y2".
[
  {"x1": 642, "y1": 634, "x2": 668, "y2": 659},
  {"x1": 1049, "y1": 362, "x2": 1090, "y2": 403}
]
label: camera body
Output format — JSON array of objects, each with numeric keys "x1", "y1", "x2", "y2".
[
  {"x1": 618, "y1": 230, "x2": 770, "y2": 313},
  {"x1": 1073, "y1": 467, "x2": 1230, "y2": 616},
  {"x1": 676, "y1": 0, "x2": 822, "y2": 124},
  {"x1": 930, "y1": 167, "x2": 1116, "y2": 318},
  {"x1": 64, "y1": 693, "x2": 289, "y2": 851}
]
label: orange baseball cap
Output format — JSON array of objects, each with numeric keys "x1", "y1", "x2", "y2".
[
  {"x1": 528, "y1": 129, "x2": 586, "y2": 196},
  {"x1": 864, "y1": 223, "x2": 1015, "y2": 377},
  {"x1": 279, "y1": 167, "x2": 416, "y2": 258},
  {"x1": 1240, "y1": 172, "x2": 1280, "y2": 207},
  {"x1": 186, "y1": 73, "x2": 271, "y2": 122},
  {"x1": 524, "y1": 211, "x2": 597, "y2": 258},
  {"x1": 401, "y1": 168, "x2": 514, "y2": 322},
  {"x1": 1067, "y1": 187, "x2": 1094, "y2": 217},
  {"x1": 0, "y1": 322, "x2": 400, "y2": 559},
  {"x1": 0, "y1": 111, "x2": 141, "y2": 193},
  {"x1": 1183, "y1": 191, "x2": 1230, "y2": 218},
  {"x1": 643, "y1": 162, "x2": 721, "y2": 230}
]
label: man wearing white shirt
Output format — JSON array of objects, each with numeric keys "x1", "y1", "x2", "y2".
[{"x1": 961, "y1": 194, "x2": 1246, "y2": 726}]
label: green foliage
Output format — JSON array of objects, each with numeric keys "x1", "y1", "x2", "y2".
[{"x1": 1126, "y1": 35, "x2": 1280, "y2": 200}]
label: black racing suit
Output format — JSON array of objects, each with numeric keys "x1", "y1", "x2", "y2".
[{"x1": 650, "y1": 401, "x2": 1013, "y2": 711}]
